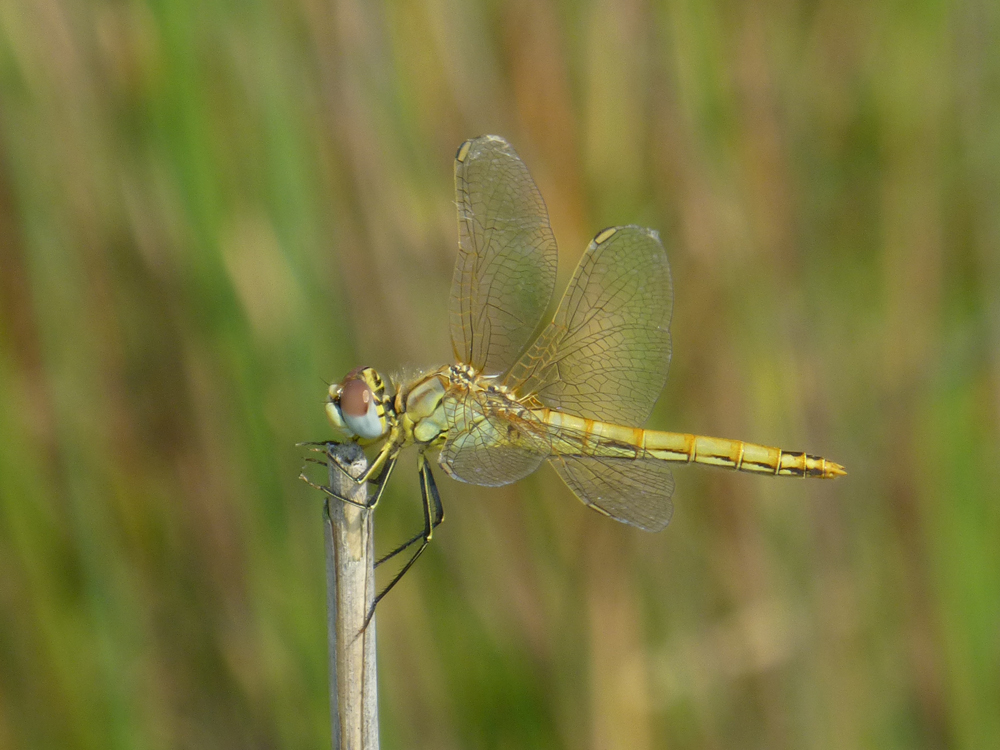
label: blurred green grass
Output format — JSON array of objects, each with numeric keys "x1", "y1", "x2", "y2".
[{"x1": 1, "y1": 0, "x2": 998, "y2": 748}]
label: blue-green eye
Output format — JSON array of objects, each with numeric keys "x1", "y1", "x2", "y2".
[
  {"x1": 339, "y1": 378, "x2": 371, "y2": 418},
  {"x1": 338, "y1": 376, "x2": 384, "y2": 440}
]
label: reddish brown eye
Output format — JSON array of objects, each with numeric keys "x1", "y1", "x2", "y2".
[{"x1": 340, "y1": 378, "x2": 372, "y2": 417}]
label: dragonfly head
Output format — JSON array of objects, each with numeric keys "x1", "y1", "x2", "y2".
[{"x1": 326, "y1": 366, "x2": 390, "y2": 442}]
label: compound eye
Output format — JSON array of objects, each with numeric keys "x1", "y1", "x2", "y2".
[
  {"x1": 338, "y1": 375, "x2": 384, "y2": 440},
  {"x1": 339, "y1": 378, "x2": 372, "y2": 418}
]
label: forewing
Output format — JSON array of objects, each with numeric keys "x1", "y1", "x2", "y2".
[
  {"x1": 438, "y1": 388, "x2": 548, "y2": 487},
  {"x1": 450, "y1": 136, "x2": 558, "y2": 376},
  {"x1": 549, "y1": 455, "x2": 674, "y2": 532},
  {"x1": 505, "y1": 226, "x2": 672, "y2": 426}
]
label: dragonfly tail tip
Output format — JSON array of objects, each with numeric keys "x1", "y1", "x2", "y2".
[{"x1": 825, "y1": 460, "x2": 847, "y2": 478}]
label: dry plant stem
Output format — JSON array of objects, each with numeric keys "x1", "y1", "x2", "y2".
[{"x1": 325, "y1": 442, "x2": 379, "y2": 750}]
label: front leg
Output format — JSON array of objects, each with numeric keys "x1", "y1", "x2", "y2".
[
  {"x1": 299, "y1": 441, "x2": 399, "y2": 510},
  {"x1": 300, "y1": 439, "x2": 396, "y2": 490}
]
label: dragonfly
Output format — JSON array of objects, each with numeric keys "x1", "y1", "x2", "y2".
[{"x1": 315, "y1": 135, "x2": 844, "y2": 603}]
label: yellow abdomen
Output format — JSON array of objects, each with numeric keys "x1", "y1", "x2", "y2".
[{"x1": 537, "y1": 409, "x2": 845, "y2": 479}]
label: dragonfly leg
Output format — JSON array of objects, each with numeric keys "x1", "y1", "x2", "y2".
[
  {"x1": 365, "y1": 453, "x2": 445, "y2": 625},
  {"x1": 298, "y1": 470, "x2": 369, "y2": 510},
  {"x1": 302, "y1": 440, "x2": 393, "y2": 489},
  {"x1": 299, "y1": 443, "x2": 398, "y2": 511},
  {"x1": 375, "y1": 453, "x2": 445, "y2": 567},
  {"x1": 362, "y1": 455, "x2": 398, "y2": 510}
]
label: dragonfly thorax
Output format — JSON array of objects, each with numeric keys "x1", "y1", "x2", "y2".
[
  {"x1": 447, "y1": 362, "x2": 478, "y2": 386},
  {"x1": 398, "y1": 368, "x2": 452, "y2": 447}
]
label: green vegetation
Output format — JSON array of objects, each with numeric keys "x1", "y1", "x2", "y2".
[{"x1": 0, "y1": 1, "x2": 997, "y2": 747}]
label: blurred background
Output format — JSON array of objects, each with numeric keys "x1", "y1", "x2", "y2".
[{"x1": 1, "y1": 0, "x2": 998, "y2": 748}]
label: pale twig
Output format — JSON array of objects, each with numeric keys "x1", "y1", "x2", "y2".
[{"x1": 324, "y1": 442, "x2": 379, "y2": 750}]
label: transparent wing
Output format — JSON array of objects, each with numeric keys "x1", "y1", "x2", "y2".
[
  {"x1": 548, "y1": 454, "x2": 674, "y2": 532},
  {"x1": 450, "y1": 136, "x2": 558, "y2": 376},
  {"x1": 438, "y1": 389, "x2": 548, "y2": 487},
  {"x1": 442, "y1": 389, "x2": 675, "y2": 530},
  {"x1": 504, "y1": 225, "x2": 672, "y2": 426}
]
